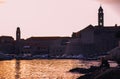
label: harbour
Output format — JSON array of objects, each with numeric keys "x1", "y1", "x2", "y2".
[{"x1": 0, "y1": 59, "x2": 87, "y2": 79}]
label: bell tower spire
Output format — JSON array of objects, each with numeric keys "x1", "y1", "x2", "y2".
[
  {"x1": 98, "y1": 6, "x2": 104, "y2": 27},
  {"x1": 16, "y1": 27, "x2": 21, "y2": 41},
  {"x1": 16, "y1": 27, "x2": 21, "y2": 55}
]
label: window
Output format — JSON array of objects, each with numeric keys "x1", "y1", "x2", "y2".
[{"x1": 100, "y1": 23, "x2": 102, "y2": 26}]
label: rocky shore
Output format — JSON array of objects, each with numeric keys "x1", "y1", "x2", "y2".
[{"x1": 69, "y1": 66, "x2": 120, "y2": 79}]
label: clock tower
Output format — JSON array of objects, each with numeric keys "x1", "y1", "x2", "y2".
[{"x1": 98, "y1": 6, "x2": 104, "y2": 27}]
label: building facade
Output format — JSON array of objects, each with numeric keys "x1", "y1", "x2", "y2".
[
  {"x1": 65, "y1": 6, "x2": 120, "y2": 57},
  {"x1": 0, "y1": 36, "x2": 14, "y2": 54},
  {"x1": 21, "y1": 37, "x2": 70, "y2": 56}
]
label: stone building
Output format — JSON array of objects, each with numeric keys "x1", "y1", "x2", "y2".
[
  {"x1": 0, "y1": 36, "x2": 14, "y2": 54},
  {"x1": 21, "y1": 37, "x2": 70, "y2": 56},
  {"x1": 0, "y1": 27, "x2": 70, "y2": 57},
  {"x1": 0, "y1": 27, "x2": 70, "y2": 56},
  {"x1": 65, "y1": 6, "x2": 120, "y2": 57},
  {"x1": 49, "y1": 37, "x2": 70, "y2": 56}
]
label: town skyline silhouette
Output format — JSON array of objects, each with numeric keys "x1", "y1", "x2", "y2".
[{"x1": 0, "y1": 6, "x2": 119, "y2": 60}]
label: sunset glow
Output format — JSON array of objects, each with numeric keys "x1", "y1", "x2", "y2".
[
  {"x1": 99, "y1": 0, "x2": 120, "y2": 3},
  {"x1": 0, "y1": 0, "x2": 119, "y2": 39},
  {"x1": 0, "y1": 0, "x2": 5, "y2": 4}
]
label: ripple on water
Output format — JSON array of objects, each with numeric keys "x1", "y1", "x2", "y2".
[{"x1": 0, "y1": 59, "x2": 88, "y2": 79}]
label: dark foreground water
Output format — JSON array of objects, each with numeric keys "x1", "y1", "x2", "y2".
[{"x1": 0, "y1": 59, "x2": 100, "y2": 79}]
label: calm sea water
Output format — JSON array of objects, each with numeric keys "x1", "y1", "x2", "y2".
[{"x1": 0, "y1": 59, "x2": 100, "y2": 79}]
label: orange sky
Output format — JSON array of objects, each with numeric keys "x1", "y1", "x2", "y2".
[{"x1": 0, "y1": 0, "x2": 119, "y2": 39}]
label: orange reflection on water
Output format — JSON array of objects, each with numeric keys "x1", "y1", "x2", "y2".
[
  {"x1": 0, "y1": 59, "x2": 82, "y2": 79},
  {"x1": 0, "y1": 60, "x2": 16, "y2": 79},
  {"x1": 20, "y1": 59, "x2": 81, "y2": 79}
]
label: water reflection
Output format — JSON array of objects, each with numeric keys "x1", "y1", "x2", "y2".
[
  {"x1": 0, "y1": 59, "x2": 83, "y2": 79},
  {"x1": 0, "y1": 60, "x2": 15, "y2": 79},
  {"x1": 15, "y1": 60, "x2": 20, "y2": 79}
]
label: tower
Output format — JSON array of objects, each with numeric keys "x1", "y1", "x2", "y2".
[
  {"x1": 98, "y1": 6, "x2": 104, "y2": 27},
  {"x1": 16, "y1": 27, "x2": 21, "y2": 55},
  {"x1": 16, "y1": 27, "x2": 21, "y2": 41}
]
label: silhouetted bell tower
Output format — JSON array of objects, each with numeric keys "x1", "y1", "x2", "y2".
[
  {"x1": 98, "y1": 6, "x2": 104, "y2": 27},
  {"x1": 16, "y1": 27, "x2": 21, "y2": 55},
  {"x1": 16, "y1": 27, "x2": 21, "y2": 41}
]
